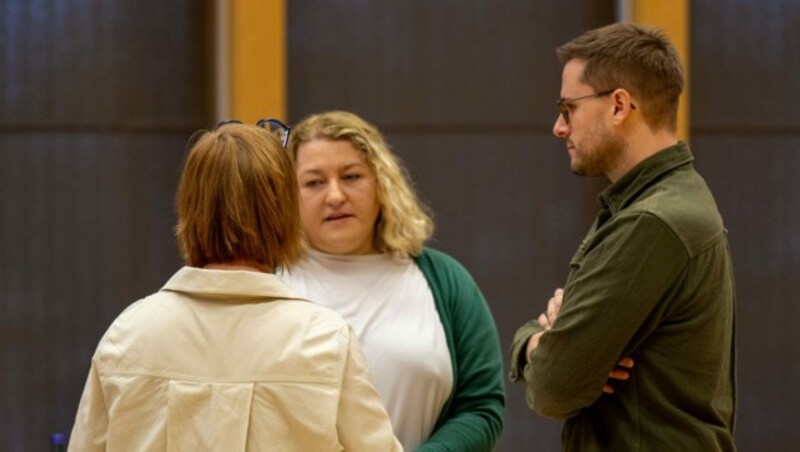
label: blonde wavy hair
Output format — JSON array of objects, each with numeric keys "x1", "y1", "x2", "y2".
[{"x1": 287, "y1": 111, "x2": 434, "y2": 258}]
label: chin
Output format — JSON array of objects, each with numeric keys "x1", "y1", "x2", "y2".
[
  {"x1": 315, "y1": 241, "x2": 360, "y2": 255},
  {"x1": 570, "y1": 163, "x2": 587, "y2": 176}
]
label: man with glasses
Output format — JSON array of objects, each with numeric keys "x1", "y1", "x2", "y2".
[{"x1": 509, "y1": 22, "x2": 736, "y2": 450}]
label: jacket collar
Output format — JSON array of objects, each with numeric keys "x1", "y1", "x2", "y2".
[
  {"x1": 162, "y1": 266, "x2": 306, "y2": 301},
  {"x1": 598, "y1": 141, "x2": 694, "y2": 215}
]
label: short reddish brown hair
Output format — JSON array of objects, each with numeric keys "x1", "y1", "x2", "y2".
[{"x1": 175, "y1": 124, "x2": 303, "y2": 271}]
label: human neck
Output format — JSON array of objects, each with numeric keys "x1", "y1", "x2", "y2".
[{"x1": 607, "y1": 126, "x2": 678, "y2": 183}]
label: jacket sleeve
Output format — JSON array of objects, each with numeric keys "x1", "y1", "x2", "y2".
[
  {"x1": 508, "y1": 319, "x2": 544, "y2": 382},
  {"x1": 526, "y1": 213, "x2": 687, "y2": 419},
  {"x1": 336, "y1": 326, "x2": 404, "y2": 452},
  {"x1": 417, "y1": 250, "x2": 505, "y2": 452},
  {"x1": 68, "y1": 362, "x2": 108, "y2": 452}
]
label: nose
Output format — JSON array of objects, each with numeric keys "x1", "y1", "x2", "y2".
[
  {"x1": 553, "y1": 114, "x2": 569, "y2": 138},
  {"x1": 325, "y1": 180, "x2": 346, "y2": 206}
]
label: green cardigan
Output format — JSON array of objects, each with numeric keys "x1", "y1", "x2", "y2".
[{"x1": 414, "y1": 247, "x2": 505, "y2": 452}]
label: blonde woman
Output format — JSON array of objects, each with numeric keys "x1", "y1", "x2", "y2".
[
  {"x1": 279, "y1": 111, "x2": 504, "y2": 451},
  {"x1": 69, "y1": 122, "x2": 401, "y2": 451}
]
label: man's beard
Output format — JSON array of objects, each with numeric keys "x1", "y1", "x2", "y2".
[{"x1": 571, "y1": 122, "x2": 625, "y2": 177}]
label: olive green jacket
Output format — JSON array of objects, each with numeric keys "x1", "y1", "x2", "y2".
[{"x1": 510, "y1": 143, "x2": 736, "y2": 451}]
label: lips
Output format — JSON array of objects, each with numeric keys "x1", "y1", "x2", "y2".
[
  {"x1": 566, "y1": 142, "x2": 577, "y2": 155},
  {"x1": 324, "y1": 212, "x2": 353, "y2": 222}
]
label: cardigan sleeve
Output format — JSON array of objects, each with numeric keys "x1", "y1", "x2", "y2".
[{"x1": 415, "y1": 248, "x2": 505, "y2": 452}]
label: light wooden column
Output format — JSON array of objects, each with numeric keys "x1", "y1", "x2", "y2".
[
  {"x1": 618, "y1": 0, "x2": 690, "y2": 140},
  {"x1": 216, "y1": 0, "x2": 286, "y2": 123}
]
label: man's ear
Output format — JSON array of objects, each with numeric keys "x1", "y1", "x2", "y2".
[{"x1": 611, "y1": 89, "x2": 635, "y2": 124}]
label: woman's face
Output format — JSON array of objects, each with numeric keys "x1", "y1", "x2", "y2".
[{"x1": 295, "y1": 138, "x2": 381, "y2": 255}]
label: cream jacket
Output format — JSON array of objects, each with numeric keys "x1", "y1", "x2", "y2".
[{"x1": 68, "y1": 266, "x2": 402, "y2": 451}]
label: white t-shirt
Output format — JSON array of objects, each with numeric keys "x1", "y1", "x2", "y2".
[{"x1": 280, "y1": 249, "x2": 453, "y2": 450}]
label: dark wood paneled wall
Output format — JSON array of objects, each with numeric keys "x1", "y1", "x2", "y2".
[
  {"x1": 691, "y1": 0, "x2": 800, "y2": 449},
  {"x1": 289, "y1": 1, "x2": 800, "y2": 450},
  {"x1": 0, "y1": 1, "x2": 212, "y2": 449},
  {"x1": 3, "y1": 1, "x2": 798, "y2": 450}
]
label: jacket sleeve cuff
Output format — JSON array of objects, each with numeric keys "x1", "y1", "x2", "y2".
[{"x1": 508, "y1": 321, "x2": 543, "y2": 382}]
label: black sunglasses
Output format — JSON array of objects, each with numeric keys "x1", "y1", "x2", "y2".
[{"x1": 217, "y1": 117, "x2": 291, "y2": 147}]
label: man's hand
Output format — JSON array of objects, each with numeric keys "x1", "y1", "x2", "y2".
[
  {"x1": 525, "y1": 289, "x2": 564, "y2": 363},
  {"x1": 602, "y1": 357, "x2": 635, "y2": 394},
  {"x1": 526, "y1": 288, "x2": 564, "y2": 363},
  {"x1": 537, "y1": 288, "x2": 564, "y2": 330},
  {"x1": 526, "y1": 287, "x2": 636, "y2": 394},
  {"x1": 525, "y1": 331, "x2": 544, "y2": 363}
]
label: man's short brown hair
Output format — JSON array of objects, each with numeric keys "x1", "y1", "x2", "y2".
[
  {"x1": 175, "y1": 124, "x2": 303, "y2": 271},
  {"x1": 557, "y1": 22, "x2": 684, "y2": 132}
]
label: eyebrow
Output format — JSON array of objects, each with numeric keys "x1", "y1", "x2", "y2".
[{"x1": 298, "y1": 162, "x2": 366, "y2": 177}]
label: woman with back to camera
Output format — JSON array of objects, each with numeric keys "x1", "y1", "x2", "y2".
[
  {"x1": 68, "y1": 121, "x2": 401, "y2": 451},
  {"x1": 279, "y1": 111, "x2": 505, "y2": 451}
]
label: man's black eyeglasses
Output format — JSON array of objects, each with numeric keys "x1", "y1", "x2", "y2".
[
  {"x1": 556, "y1": 89, "x2": 615, "y2": 125},
  {"x1": 217, "y1": 117, "x2": 291, "y2": 147}
]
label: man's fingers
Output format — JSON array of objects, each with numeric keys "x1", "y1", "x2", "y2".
[
  {"x1": 546, "y1": 300, "x2": 559, "y2": 321},
  {"x1": 537, "y1": 312, "x2": 551, "y2": 330},
  {"x1": 545, "y1": 288, "x2": 564, "y2": 326},
  {"x1": 526, "y1": 331, "x2": 544, "y2": 363},
  {"x1": 605, "y1": 357, "x2": 635, "y2": 394},
  {"x1": 608, "y1": 368, "x2": 630, "y2": 381},
  {"x1": 551, "y1": 289, "x2": 563, "y2": 306},
  {"x1": 618, "y1": 357, "x2": 635, "y2": 368}
]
